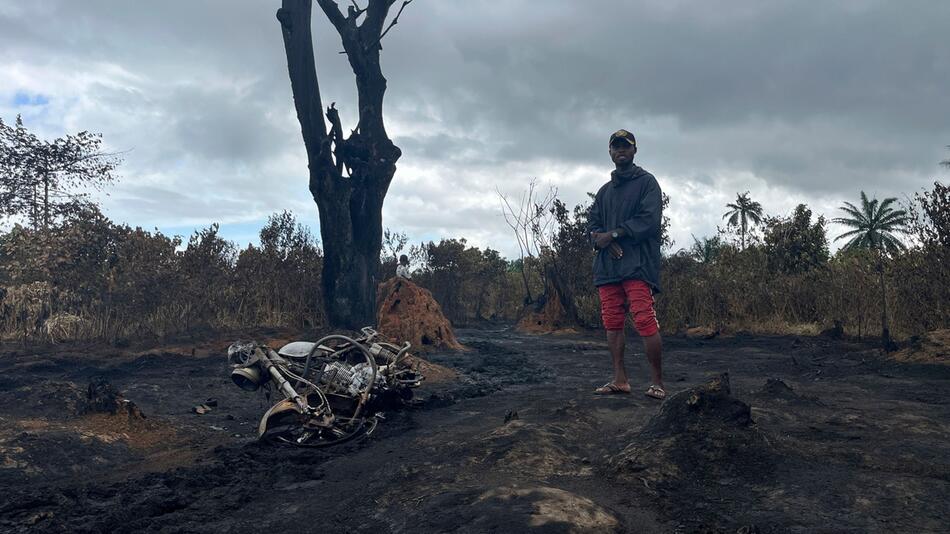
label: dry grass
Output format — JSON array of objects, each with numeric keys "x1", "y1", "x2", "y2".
[{"x1": 891, "y1": 329, "x2": 950, "y2": 365}]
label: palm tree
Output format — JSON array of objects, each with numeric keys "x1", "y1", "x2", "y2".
[
  {"x1": 833, "y1": 191, "x2": 907, "y2": 348},
  {"x1": 690, "y1": 234, "x2": 722, "y2": 264},
  {"x1": 722, "y1": 192, "x2": 764, "y2": 250}
]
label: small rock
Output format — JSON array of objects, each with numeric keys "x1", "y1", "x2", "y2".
[{"x1": 504, "y1": 410, "x2": 519, "y2": 423}]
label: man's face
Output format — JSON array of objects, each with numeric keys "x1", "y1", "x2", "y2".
[{"x1": 609, "y1": 140, "x2": 636, "y2": 165}]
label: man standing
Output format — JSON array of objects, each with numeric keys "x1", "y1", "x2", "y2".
[{"x1": 589, "y1": 129, "x2": 665, "y2": 399}]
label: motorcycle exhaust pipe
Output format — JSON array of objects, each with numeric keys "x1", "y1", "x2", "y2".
[
  {"x1": 263, "y1": 348, "x2": 310, "y2": 413},
  {"x1": 231, "y1": 366, "x2": 263, "y2": 391}
]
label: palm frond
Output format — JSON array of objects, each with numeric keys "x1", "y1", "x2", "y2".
[
  {"x1": 880, "y1": 233, "x2": 905, "y2": 253},
  {"x1": 833, "y1": 227, "x2": 864, "y2": 241},
  {"x1": 838, "y1": 234, "x2": 865, "y2": 251},
  {"x1": 876, "y1": 220, "x2": 906, "y2": 233},
  {"x1": 859, "y1": 191, "x2": 871, "y2": 214},
  {"x1": 832, "y1": 216, "x2": 864, "y2": 229},
  {"x1": 877, "y1": 210, "x2": 907, "y2": 226},
  {"x1": 837, "y1": 202, "x2": 865, "y2": 221},
  {"x1": 877, "y1": 196, "x2": 900, "y2": 213}
]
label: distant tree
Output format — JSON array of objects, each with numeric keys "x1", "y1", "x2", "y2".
[
  {"x1": 414, "y1": 238, "x2": 507, "y2": 323},
  {"x1": 834, "y1": 192, "x2": 907, "y2": 255},
  {"x1": 763, "y1": 204, "x2": 829, "y2": 274},
  {"x1": 722, "y1": 192, "x2": 764, "y2": 250},
  {"x1": 497, "y1": 179, "x2": 557, "y2": 304},
  {"x1": 908, "y1": 181, "x2": 950, "y2": 248},
  {"x1": 0, "y1": 115, "x2": 119, "y2": 230},
  {"x1": 834, "y1": 191, "x2": 907, "y2": 348},
  {"x1": 689, "y1": 234, "x2": 723, "y2": 264},
  {"x1": 381, "y1": 227, "x2": 408, "y2": 263},
  {"x1": 276, "y1": 0, "x2": 412, "y2": 328},
  {"x1": 659, "y1": 192, "x2": 673, "y2": 251},
  {"x1": 259, "y1": 210, "x2": 320, "y2": 262},
  {"x1": 940, "y1": 145, "x2": 950, "y2": 169}
]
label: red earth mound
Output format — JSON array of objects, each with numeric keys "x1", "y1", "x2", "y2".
[{"x1": 376, "y1": 277, "x2": 463, "y2": 351}]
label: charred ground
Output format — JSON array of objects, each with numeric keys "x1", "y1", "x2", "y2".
[{"x1": 1, "y1": 326, "x2": 948, "y2": 533}]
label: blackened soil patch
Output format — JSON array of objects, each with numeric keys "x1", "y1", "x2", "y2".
[{"x1": 0, "y1": 327, "x2": 949, "y2": 533}]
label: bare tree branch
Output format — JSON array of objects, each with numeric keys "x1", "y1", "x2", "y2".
[
  {"x1": 314, "y1": 0, "x2": 348, "y2": 33},
  {"x1": 496, "y1": 179, "x2": 559, "y2": 302},
  {"x1": 368, "y1": 0, "x2": 412, "y2": 50},
  {"x1": 348, "y1": 0, "x2": 366, "y2": 17}
]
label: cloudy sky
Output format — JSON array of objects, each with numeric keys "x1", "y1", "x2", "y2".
[{"x1": 2, "y1": 1, "x2": 948, "y2": 256}]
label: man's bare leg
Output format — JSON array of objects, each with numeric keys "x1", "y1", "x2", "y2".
[
  {"x1": 642, "y1": 332, "x2": 663, "y2": 388},
  {"x1": 606, "y1": 329, "x2": 630, "y2": 391}
]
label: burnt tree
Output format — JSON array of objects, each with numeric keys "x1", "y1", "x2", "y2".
[{"x1": 276, "y1": 0, "x2": 409, "y2": 328}]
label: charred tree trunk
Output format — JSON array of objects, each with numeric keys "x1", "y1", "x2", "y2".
[
  {"x1": 544, "y1": 260, "x2": 580, "y2": 326},
  {"x1": 877, "y1": 250, "x2": 894, "y2": 350},
  {"x1": 42, "y1": 172, "x2": 50, "y2": 230},
  {"x1": 277, "y1": 0, "x2": 404, "y2": 328}
]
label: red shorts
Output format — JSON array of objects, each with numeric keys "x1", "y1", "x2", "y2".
[{"x1": 598, "y1": 279, "x2": 659, "y2": 336}]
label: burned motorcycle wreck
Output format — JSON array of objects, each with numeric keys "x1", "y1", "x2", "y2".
[{"x1": 227, "y1": 327, "x2": 423, "y2": 447}]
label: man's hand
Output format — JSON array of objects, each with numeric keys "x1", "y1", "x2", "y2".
[
  {"x1": 609, "y1": 242, "x2": 623, "y2": 259},
  {"x1": 591, "y1": 231, "x2": 613, "y2": 249}
]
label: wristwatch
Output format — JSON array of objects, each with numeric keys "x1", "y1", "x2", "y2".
[{"x1": 611, "y1": 231, "x2": 619, "y2": 239}]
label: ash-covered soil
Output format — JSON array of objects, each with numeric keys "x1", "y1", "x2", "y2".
[{"x1": 1, "y1": 327, "x2": 948, "y2": 533}]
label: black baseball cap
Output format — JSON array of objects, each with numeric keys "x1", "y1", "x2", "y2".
[{"x1": 609, "y1": 129, "x2": 636, "y2": 147}]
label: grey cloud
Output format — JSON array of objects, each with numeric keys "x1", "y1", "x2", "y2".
[
  {"x1": 168, "y1": 83, "x2": 290, "y2": 163},
  {"x1": 382, "y1": 1, "x2": 950, "y2": 182},
  {"x1": 2, "y1": 0, "x2": 947, "y2": 257}
]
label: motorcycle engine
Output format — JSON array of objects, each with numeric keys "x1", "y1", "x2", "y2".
[{"x1": 320, "y1": 361, "x2": 375, "y2": 396}]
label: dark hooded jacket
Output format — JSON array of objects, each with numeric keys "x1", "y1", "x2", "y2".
[{"x1": 588, "y1": 164, "x2": 663, "y2": 291}]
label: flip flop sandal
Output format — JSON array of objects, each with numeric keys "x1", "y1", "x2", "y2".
[
  {"x1": 594, "y1": 383, "x2": 630, "y2": 395},
  {"x1": 645, "y1": 385, "x2": 667, "y2": 400}
]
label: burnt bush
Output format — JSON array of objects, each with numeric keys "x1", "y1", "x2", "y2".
[
  {"x1": 411, "y1": 238, "x2": 521, "y2": 326},
  {"x1": 391, "y1": 186, "x2": 948, "y2": 339},
  {"x1": 0, "y1": 209, "x2": 323, "y2": 342}
]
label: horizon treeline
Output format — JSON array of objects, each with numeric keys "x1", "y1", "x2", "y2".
[
  {"x1": 0, "y1": 179, "x2": 946, "y2": 344},
  {"x1": 411, "y1": 181, "x2": 949, "y2": 342}
]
